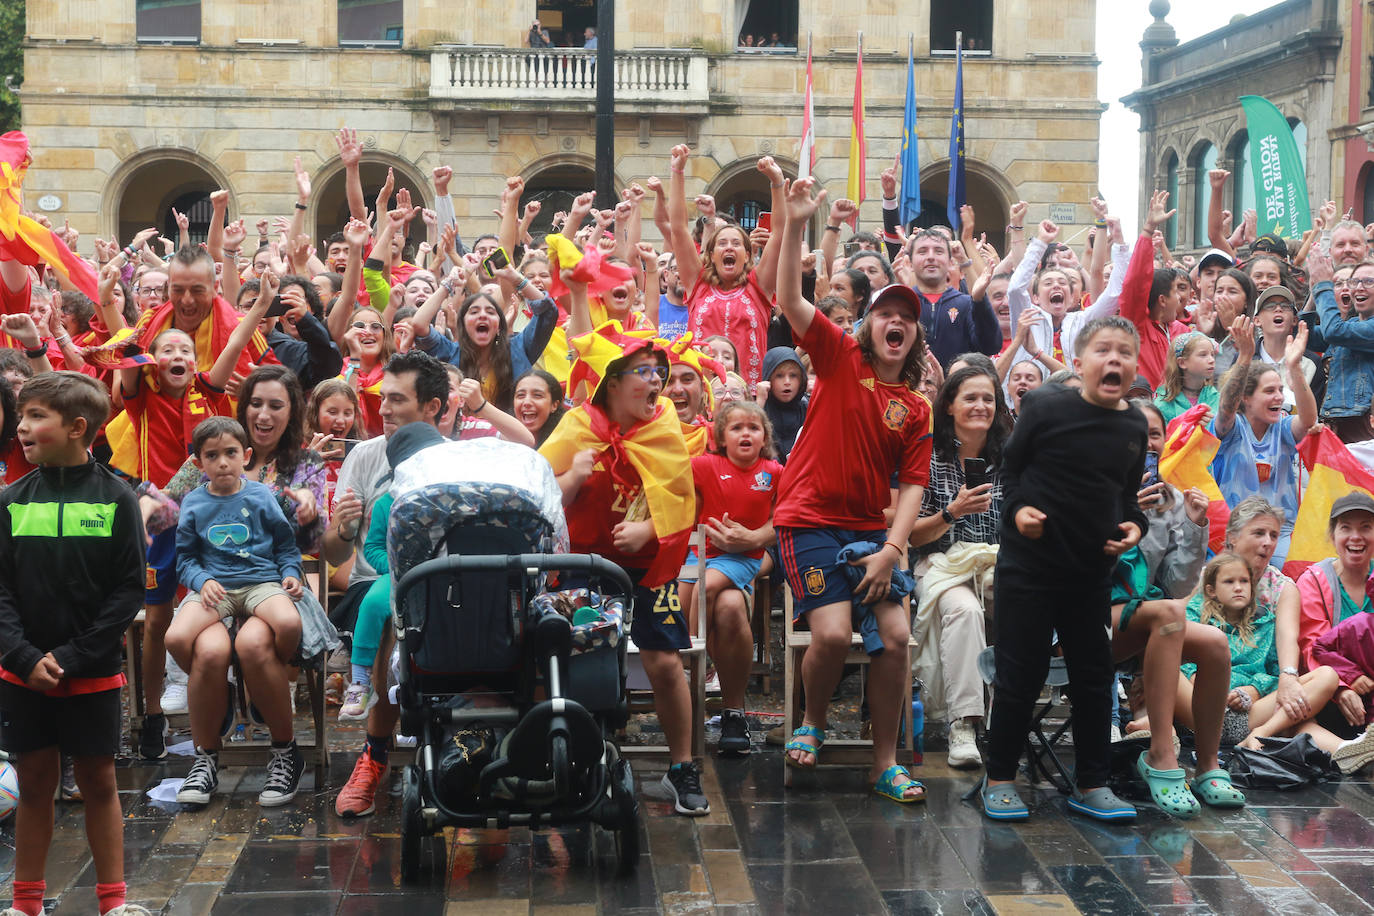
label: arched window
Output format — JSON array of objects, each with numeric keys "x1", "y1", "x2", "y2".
[
  {"x1": 1192, "y1": 143, "x2": 1217, "y2": 248},
  {"x1": 117, "y1": 156, "x2": 219, "y2": 249},
  {"x1": 1360, "y1": 163, "x2": 1374, "y2": 225},
  {"x1": 1229, "y1": 132, "x2": 1254, "y2": 218},
  {"x1": 518, "y1": 163, "x2": 597, "y2": 239},
  {"x1": 1164, "y1": 152, "x2": 1179, "y2": 250}
]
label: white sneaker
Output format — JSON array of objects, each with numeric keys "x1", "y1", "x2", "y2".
[
  {"x1": 160, "y1": 681, "x2": 189, "y2": 715},
  {"x1": 947, "y1": 720, "x2": 983, "y2": 769},
  {"x1": 326, "y1": 643, "x2": 352, "y2": 673},
  {"x1": 1333, "y1": 726, "x2": 1374, "y2": 775},
  {"x1": 1110, "y1": 723, "x2": 1123, "y2": 744},
  {"x1": 338, "y1": 682, "x2": 375, "y2": 722}
]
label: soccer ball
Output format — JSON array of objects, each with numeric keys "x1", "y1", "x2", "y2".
[{"x1": 0, "y1": 760, "x2": 18, "y2": 819}]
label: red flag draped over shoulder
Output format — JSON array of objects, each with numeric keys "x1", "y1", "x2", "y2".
[
  {"x1": 133, "y1": 296, "x2": 276, "y2": 375},
  {"x1": 1158, "y1": 403, "x2": 1229, "y2": 553},
  {"x1": 0, "y1": 132, "x2": 99, "y2": 300},
  {"x1": 1283, "y1": 428, "x2": 1374, "y2": 581}
]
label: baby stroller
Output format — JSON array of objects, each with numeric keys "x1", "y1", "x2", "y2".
[{"x1": 386, "y1": 439, "x2": 640, "y2": 880}]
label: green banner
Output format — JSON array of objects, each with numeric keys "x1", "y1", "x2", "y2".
[{"x1": 1240, "y1": 95, "x2": 1311, "y2": 238}]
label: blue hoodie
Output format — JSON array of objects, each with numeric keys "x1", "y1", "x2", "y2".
[{"x1": 760, "y1": 346, "x2": 809, "y2": 462}]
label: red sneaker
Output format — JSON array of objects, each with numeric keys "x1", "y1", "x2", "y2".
[{"x1": 335, "y1": 746, "x2": 386, "y2": 817}]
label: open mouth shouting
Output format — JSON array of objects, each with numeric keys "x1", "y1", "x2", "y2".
[
  {"x1": 608, "y1": 285, "x2": 631, "y2": 309},
  {"x1": 884, "y1": 326, "x2": 906, "y2": 354}
]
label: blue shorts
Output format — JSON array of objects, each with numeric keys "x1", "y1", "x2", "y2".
[
  {"x1": 561, "y1": 568, "x2": 689, "y2": 653},
  {"x1": 679, "y1": 551, "x2": 762, "y2": 594},
  {"x1": 776, "y1": 525, "x2": 886, "y2": 617},
  {"x1": 145, "y1": 526, "x2": 178, "y2": 604}
]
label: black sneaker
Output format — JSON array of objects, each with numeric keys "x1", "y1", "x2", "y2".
[
  {"x1": 259, "y1": 742, "x2": 304, "y2": 807},
  {"x1": 139, "y1": 713, "x2": 168, "y2": 760},
  {"x1": 176, "y1": 748, "x2": 219, "y2": 805},
  {"x1": 717, "y1": 709, "x2": 751, "y2": 757},
  {"x1": 661, "y1": 761, "x2": 710, "y2": 816}
]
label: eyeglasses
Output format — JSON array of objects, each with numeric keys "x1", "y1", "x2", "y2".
[
  {"x1": 618, "y1": 365, "x2": 668, "y2": 383},
  {"x1": 136, "y1": 286, "x2": 163, "y2": 297},
  {"x1": 1334, "y1": 279, "x2": 1351, "y2": 287},
  {"x1": 352, "y1": 320, "x2": 386, "y2": 332},
  {"x1": 1349, "y1": 278, "x2": 1374, "y2": 289}
]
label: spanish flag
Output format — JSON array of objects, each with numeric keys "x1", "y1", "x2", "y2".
[
  {"x1": 1283, "y1": 428, "x2": 1374, "y2": 580},
  {"x1": 1158, "y1": 403, "x2": 1229, "y2": 554},
  {"x1": 0, "y1": 132, "x2": 99, "y2": 300},
  {"x1": 845, "y1": 32, "x2": 866, "y2": 225}
]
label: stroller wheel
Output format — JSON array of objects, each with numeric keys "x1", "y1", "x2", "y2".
[
  {"x1": 610, "y1": 755, "x2": 639, "y2": 873},
  {"x1": 400, "y1": 765, "x2": 445, "y2": 883}
]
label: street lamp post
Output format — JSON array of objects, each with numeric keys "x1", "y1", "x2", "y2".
[{"x1": 595, "y1": 0, "x2": 615, "y2": 209}]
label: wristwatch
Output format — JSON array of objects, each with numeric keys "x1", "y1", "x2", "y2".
[
  {"x1": 1280, "y1": 666, "x2": 1299, "y2": 677},
  {"x1": 940, "y1": 506, "x2": 955, "y2": 524}
]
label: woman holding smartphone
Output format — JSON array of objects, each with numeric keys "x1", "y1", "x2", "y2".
[{"x1": 908, "y1": 365, "x2": 1012, "y2": 770}]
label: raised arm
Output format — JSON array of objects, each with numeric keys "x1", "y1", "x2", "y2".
[
  {"x1": 208, "y1": 270, "x2": 276, "y2": 390},
  {"x1": 778, "y1": 178, "x2": 824, "y2": 339},
  {"x1": 820, "y1": 197, "x2": 856, "y2": 280},
  {"x1": 1213, "y1": 315, "x2": 1255, "y2": 440},
  {"x1": 1206, "y1": 169, "x2": 1235, "y2": 257},
  {"x1": 335, "y1": 127, "x2": 367, "y2": 222},
  {"x1": 1286, "y1": 321, "x2": 1317, "y2": 441},
  {"x1": 1086, "y1": 197, "x2": 1109, "y2": 302},
  {"x1": 667, "y1": 144, "x2": 702, "y2": 293},
  {"x1": 498, "y1": 175, "x2": 524, "y2": 258},
  {"x1": 328, "y1": 218, "x2": 368, "y2": 348},
  {"x1": 754, "y1": 157, "x2": 788, "y2": 298},
  {"x1": 457, "y1": 376, "x2": 536, "y2": 447}
]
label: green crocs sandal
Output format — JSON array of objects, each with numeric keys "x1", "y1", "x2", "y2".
[
  {"x1": 784, "y1": 725, "x2": 825, "y2": 769},
  {"x1": 1190, "y1": 769, "x2": 1245, "y2": 808},
  {"x1": 1135, "y1": 751, "x2": 1200, "y2": 819},
  {"x1": 872, "y1": 764, "x2": 926, "y2": 804}
]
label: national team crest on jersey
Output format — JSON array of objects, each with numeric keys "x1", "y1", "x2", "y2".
[
  {"x1": 804, "y1": 567, "x2": 826, "y2": 596},
  {"x1": 883, "y1": 399, "x2": 910, "y2": 431},
  {"x1": 947, "y1": 307, "x2": 959, "y2": 324},
  {"x1": 751, "y1": 469, "x2": 773, "y2": 491}
]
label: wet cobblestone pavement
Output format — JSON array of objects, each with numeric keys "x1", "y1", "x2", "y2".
[{"x1": 6, "y1": 721, "x2": 1374, "y2": 915}]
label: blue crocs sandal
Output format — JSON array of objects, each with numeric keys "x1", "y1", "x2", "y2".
[
  {"x1": 872, "y1": 765, "x2": 926, "y2": 804},
  {"x1": 972, "y1": 776, "x2": 1028, "y2": 821},
  {"x1": 1135, "y1": 751, "x2": 1200, "y2": 819},
  {"x1": 1067, "y1": 787, "x2": 1137, "y2": 822},
  {"x1": 784, "y1": 725, "x2": 825, "y2": 769},
  {"x1": 1190, "y1": 769, "x2": 1245, "y2": 808}
]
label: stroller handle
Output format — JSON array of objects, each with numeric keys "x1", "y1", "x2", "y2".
[{"x1": 394, "y1": 552, "x2": 635, "y2": 604}]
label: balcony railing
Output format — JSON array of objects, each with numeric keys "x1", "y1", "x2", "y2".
[{"x1": 430, "y1": 47, "x2": 709, "y2": 106}]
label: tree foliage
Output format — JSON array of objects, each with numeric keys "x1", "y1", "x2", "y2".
[{"x1": 0, "y1": 0, "x2": 22, "y2": 132}]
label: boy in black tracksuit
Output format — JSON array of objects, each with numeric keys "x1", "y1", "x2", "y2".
[
  {"x1": 979, "y1": 316, "x2": 1149, "y2": 823},
  {"x1": 0, "y1": 372, "x2": 146, "y2": 916}
]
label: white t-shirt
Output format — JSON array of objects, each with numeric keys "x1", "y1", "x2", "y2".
[{"x1": 332, "y1": 436, "x2": 389, "y2": 586}]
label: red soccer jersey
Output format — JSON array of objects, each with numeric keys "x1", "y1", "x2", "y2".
[
  {"x1": 774, "y1": 314, "x2": 932, "y2": 529},
  {"x1": 121, "y1": 371, "x2": 231, "y2": 487},
  {"x1": 692, "y1": 453, "x2": 782, "y2": 559},
  {"x1": 565, "y1": 460, "x2": 659, "y2": 572},
  {"x1": 686, "y1": 270, "x2": 773, "y2": 390}
]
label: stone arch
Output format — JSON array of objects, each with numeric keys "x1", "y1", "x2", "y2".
[
  {"x1": 705, "y1": 156, "x2": 800, "y2": 232},
  {"x1": 312, "y1": 152, "x2": 430, "y2": 258},
  {"x1": 517, "y1": 153, "x2": 627, "y2": 239},
  {"x1": 103, "y1": 148, "x2": 234, "y2": 248},
  {"x1": 916, "y1": 156, "x2": 1014, "y2": 253}
]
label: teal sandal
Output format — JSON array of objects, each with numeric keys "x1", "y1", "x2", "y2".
[
  {"x1": 784, "y1": 725, "x2": 825, "y2": 769},
  {"x1": 1190, "y1": 769, "x2": 1245, "y2": 808},
  {"x1": 872, "y1": 764, "x2": 926, "y2": 804},
  {"x1": 1135, "y1": 751, "x2": 1200, "y2": 819}
]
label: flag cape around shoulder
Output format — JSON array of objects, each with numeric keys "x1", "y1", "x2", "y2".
[
  {"x1": 0, "y1": 131, "x2": 99, "y2": 300},
  {"x1": 1240, "y1": 95, "x2": 1311, "y2": 240},
  {"x1": 946, "y1": 40, "x2": 966, "y2": 231},
  {"x1": 899, "y1": 38, "x2": 921, "y2": 228},
  {"x1": 1283, "y1": 428, "x2": 1374, "y2": 581},
  {"x1": 846, "y1": 34, "x2": 866, "y2": 221},
  {"x1": 1158, "y1": 403, "x2": 1229, "y2": 553},
  {"x1": 539, "y1": 397, "x2": 695, "y2": 588}
]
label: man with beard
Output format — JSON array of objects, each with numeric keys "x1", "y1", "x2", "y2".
[
  {"x1": 657, "y1": 252, "x2": 689, "y2": 341},
  {"x1": 906, "y1": 227, "x2": 1000, "y2": 369}
]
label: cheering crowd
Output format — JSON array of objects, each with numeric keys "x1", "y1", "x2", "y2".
[{"x1": 6, "y1": 123, "x2": 1374, "y2": 912}]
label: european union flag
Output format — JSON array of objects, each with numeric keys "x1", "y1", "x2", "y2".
[
  {"x1": 946, "y1": 37, "x2": 966, "y2": 232},
  {"x1": 900, "y1": 39, "x2": 921, "y2": 227}
]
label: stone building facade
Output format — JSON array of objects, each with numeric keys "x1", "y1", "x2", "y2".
[
  {"x1": 20, "y1": 1, "x2": 1102, "y2": 256},
  {"x1": 1121, "y1": 0, "x2": 1374, "y2": 253}
]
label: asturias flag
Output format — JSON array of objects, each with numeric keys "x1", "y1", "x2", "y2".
[
  {"x1": 946, "y1": 37, "x2": 966, "y2": 232},
  {"x1": 900, "y1": 36, "x2": 921, "y2": 227}
]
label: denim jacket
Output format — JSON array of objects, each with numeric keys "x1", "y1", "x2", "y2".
[
  {"x1": 414, "y1": 296, "x2": 558, "y2": 403},
  {"x1": 1315, "y1": 281, "x2": 1374, "y2": 419}
]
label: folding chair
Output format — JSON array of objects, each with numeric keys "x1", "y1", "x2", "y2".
[
  {"x1": 977, "y1": 646, "x2": 1074, "y2": 793},
  {"x1": 781, "y1": 582, "x2": 916, "y2": 787},
  {"x1": 622, "y1": 526, "x2": 708, "y2": 759}
]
